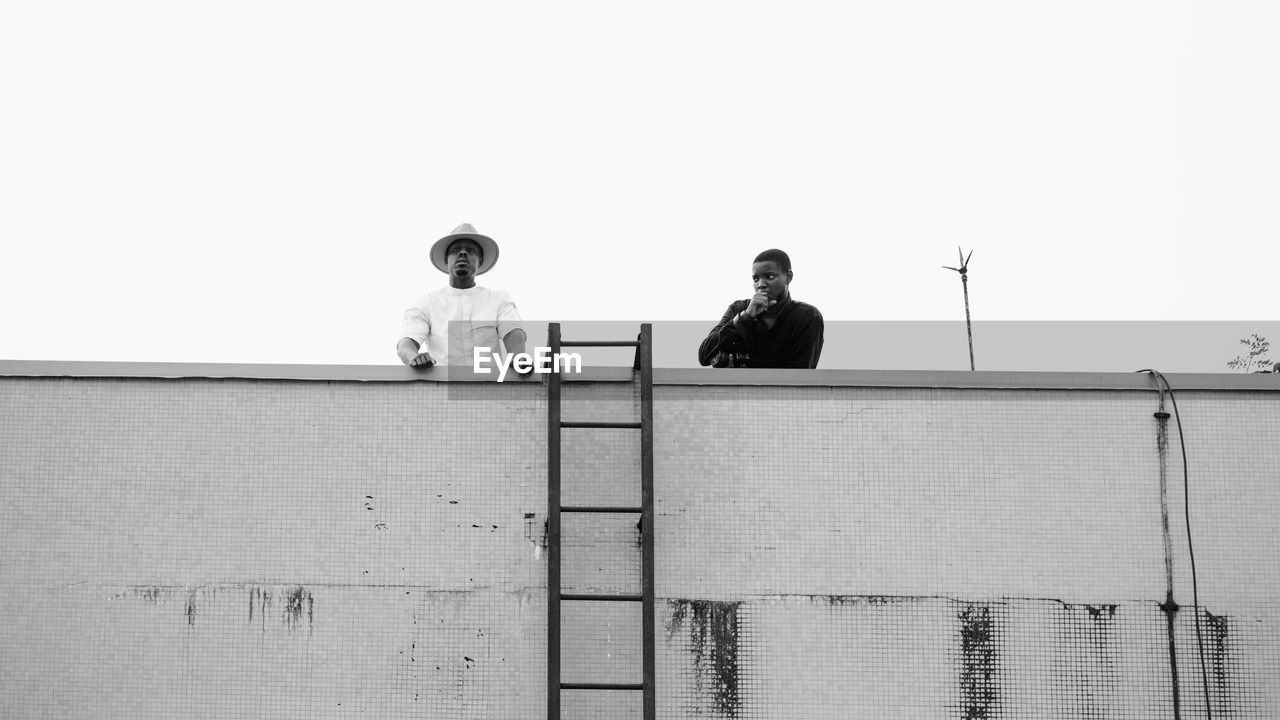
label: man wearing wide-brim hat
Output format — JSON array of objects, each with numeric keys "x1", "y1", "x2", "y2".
[{"x1": 397, "y1": 223, "x2": 527, "y2": 367}]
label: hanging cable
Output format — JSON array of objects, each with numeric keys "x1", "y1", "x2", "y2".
[{"x1": 1139, "y1": 369, "x2": 1212, "y2": 719}]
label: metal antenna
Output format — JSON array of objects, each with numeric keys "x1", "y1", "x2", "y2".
[{"x1": 942, "y1": 247, "x2": 975, "y2": 371}]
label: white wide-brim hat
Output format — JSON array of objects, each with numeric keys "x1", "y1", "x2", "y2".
[{"x1": 430, "y1": 223, "x2": 499, "y2": 275}]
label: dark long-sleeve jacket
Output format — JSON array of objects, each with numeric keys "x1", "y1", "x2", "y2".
[{"x1": 697, "y1": 297, "x2": 824, "y2": 369}]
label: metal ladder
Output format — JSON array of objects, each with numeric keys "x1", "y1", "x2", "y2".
[{"x1": 547, "y1": 322, "x2": 655, "y2": 720}]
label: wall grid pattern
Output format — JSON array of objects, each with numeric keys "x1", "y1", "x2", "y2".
[{"x1": 1, "y1": 372, "x2": 1277, "y2": 718}]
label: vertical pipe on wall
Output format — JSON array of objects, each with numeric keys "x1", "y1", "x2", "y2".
[{"x1": 1154, "y1": 382, "x2": 1183, "y2": 720}]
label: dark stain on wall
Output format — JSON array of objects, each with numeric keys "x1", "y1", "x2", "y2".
[
  {"x1": 284, "y1": 586, "x2": 313, "y2": 632},
  {"x1": 1084, "y1": 604, "x2": 1117, "y2": 619},
  {"x1": 1055, "y1": 602, "x2": 1118, "y2": 716},
  {"x1": 1202, "y1": 610, "x2": 1235, "y2": 715},
  {"x1": 249, "y1": 586, "x2": 273, "y2": 631},
  {"x1": 523, "y1": 513, "x2": 547, "y2": 549},
  {"x1": 127, "y1": 584, "x2": 317, "y2": 634},
  {"x1": 956, "y1": 603, "x2": 1002, "y2": 719},
  {"x1": 666, "y1": 599, "x2": 742, "y2": 718},
  {"x1": 823, "y1": 594, "x2": 910, "y2": 607}
]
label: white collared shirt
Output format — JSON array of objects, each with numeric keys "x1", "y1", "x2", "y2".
[{"x1": 399, "y1": 286, "x2": 524, "y2": 366}]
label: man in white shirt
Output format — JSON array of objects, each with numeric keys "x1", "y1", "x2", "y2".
[{"x1": 397, "y1": 223, "x2": 527, "y2": 367}]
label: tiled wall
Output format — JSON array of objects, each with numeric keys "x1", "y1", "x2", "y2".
[{"x1": 1, "y1": 375, "x2": 1276, "y2": 718}]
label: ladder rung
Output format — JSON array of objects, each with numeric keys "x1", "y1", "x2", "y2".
[
  {"x1": 561, "y1": 593, "x2": 642, "y2": 602},
  {"x1": 562, "y1": 506, "x2": 642, "y2": 514},
  {"x1": 560, "y1": 340, "x2": 639, "y2": 347},
  {"x1": 561, "y1": 683, "x2": 644, "y2": 691},
  {"x1": 561, "y1": 421, "x2": 641, "y2": 429}
]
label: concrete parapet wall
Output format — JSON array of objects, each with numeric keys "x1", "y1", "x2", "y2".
[{"x1": 1, "y1": 369, "x2": 1277, "y2": 718}]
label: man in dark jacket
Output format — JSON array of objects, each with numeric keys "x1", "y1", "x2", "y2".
[{"x1": 698, "y1": 249, "x2": 823, "y2": 369}]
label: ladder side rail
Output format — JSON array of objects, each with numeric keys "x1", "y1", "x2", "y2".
[
  {"x1": 639, "y1": 323, "x2": 656, "y2": 720},
  {"x1": 547, "y1": 322, "x2": 563, "y2": 720}
]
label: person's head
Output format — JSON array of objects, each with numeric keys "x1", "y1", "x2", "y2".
[
  {"x1": 446, "y1": 238, "x2": 483, "y2": 287},
  {"x1": 751, "y1": 248, "x2": 793, "y2": 303},
  {"x1": 428, "y1": 223, "x2": 500, "y2": 286}
]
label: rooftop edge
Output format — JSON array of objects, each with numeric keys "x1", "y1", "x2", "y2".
[{"x1": 1, "y1": 359, "x2": 1277, "y2": 391}]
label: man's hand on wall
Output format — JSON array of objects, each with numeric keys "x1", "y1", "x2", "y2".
[
  {"x1": 397, "y1": 338, "x2": 436, "y2": 368},
  {"x1": 405, "y1": 352, "x2": 435, "y2": 367}
]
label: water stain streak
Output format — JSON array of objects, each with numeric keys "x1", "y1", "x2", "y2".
[
  {"x1": 667, "y1": 599, "x2": 741, "y2": 718},
  {"x1": 956, "y1": 604, "x2": 1002, "y2": 719}
]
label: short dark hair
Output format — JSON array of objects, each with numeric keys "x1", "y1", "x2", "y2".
[{"x1": 753, "y1": 248, "x2": 791, "y2": 273}]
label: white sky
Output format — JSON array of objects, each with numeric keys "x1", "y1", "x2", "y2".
[{"x1": 2, "y1": 1, "x2": 1277, "y2": 368}]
